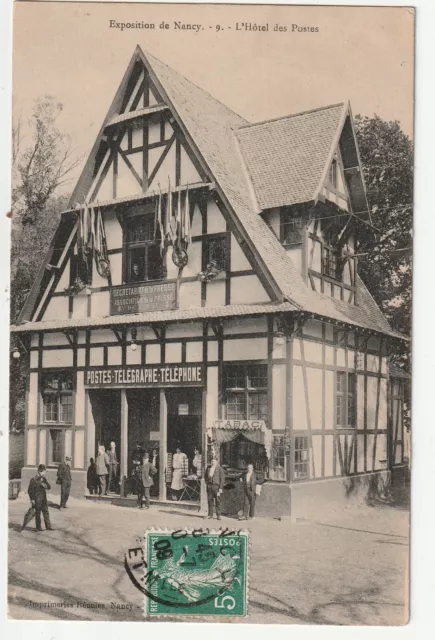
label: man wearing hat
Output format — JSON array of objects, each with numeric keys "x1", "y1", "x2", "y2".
[
  {"x1": 57, "y1": 456, "x2": 72, "y2": 509},
  {"x1": 21, "y1": 464, "x2": 53, "y2": 532}
]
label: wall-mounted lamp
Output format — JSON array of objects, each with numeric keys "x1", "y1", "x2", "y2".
[
  {"x1": 130, "y1": 327, "x2": 138, "y2": 352},
  {"x1": 10, "y1": 338, "x2": 28, "y2": 360}
]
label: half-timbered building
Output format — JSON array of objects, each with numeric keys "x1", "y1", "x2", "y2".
[{"x1": 11, "y1": 47, "x2": 408, "y2": 518}]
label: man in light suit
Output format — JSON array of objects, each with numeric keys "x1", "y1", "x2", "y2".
[
  {"x1": 239, "y1": 463, "x2": 257, "y2": 520},
  {"x1": 205, "y1": 455, "x2": 226, "y2": 520},
  {"x1": 139, "y1": 452, "x2": 157, "y2": 509},
  {"x1": 107, "y1": 441, "x2": 119, "y2": 494}
]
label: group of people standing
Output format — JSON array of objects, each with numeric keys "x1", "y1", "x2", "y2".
[
  {"x1": 87, "y1": 441, "x2": 119, "y2": 496},
  {"x1": 20, "y1": 443, "x2": 260, "y2": 532}
]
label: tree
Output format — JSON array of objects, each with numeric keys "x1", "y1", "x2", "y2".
[
  {"x1": 12, "y1": 95, "x2": 81, "y2": 224},
  {"x1": 354, "y1": 115, "x2": 413, "y2": 369},
  {"x1": 10, "y1": 96, "x2": 80, "y2": 432}
]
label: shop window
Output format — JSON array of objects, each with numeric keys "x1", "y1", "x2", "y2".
[
  {"x1": 269, "y1": 435, "x2": 288, "y2": 481},
  {"x1": 220, "y1": 435, "x2": 267, "y2": 473},
  {"x1": 41, "y1": 372, "x2": 74, "y2": 424},
  {"x1": 47, "y1": 429, "x2": 65, "y2": 465},
  {"x1": 281, "y1": 214, "x2": 304, "y2": 246},
  {"x1": 204, "y1": 236, "x2": 227, "y2": 272},
  {"x1": 125, "y1": 215, "x2": 163, "y2": 283},
  {"x1": 336, "y1": 371, "x2": 356, "y2": 428},
  {"x1": 294, "y1": 436, "x2": 309, "y2": 479},
  {"x1": 224, "y1": 364, "x2": 268, "y2": 421}
]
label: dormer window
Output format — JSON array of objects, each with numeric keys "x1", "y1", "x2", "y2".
[
  {"x1": 329, "y1": 158, "x2": 338, "y2": 189},
  {"x1": 281, "y1": 213, "x2": 304, "y2": 246}
]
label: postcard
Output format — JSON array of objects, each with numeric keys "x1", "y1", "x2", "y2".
[{"x1": 8, "y1": 1, "x2": 413, "y2": 624}]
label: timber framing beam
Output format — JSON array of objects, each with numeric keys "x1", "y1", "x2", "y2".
[
  {"x1": 63, "y1": 329, "x2": 77, "y2": 347},
  {"x1": 106, "y1": 104, "x2": 169, "y2": 128}
]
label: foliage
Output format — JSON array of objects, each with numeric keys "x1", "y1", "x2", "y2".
[
  {"x1": 10, "y1": 95, "x2": 79, "y2": 431},
  {"x1": 354, "y1": 115, "x2": 413, "y2": 370},
  {"x1": 12, "y1": 95, "x2": 80, "y2": 224}
]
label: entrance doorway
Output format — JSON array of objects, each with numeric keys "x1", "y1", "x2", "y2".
[
  {"x1": 89, "y1": 390, "x2": 121, "y2": 493},
  {"x1": 166, "y1": 389, "x2": 202, "y2": 502},
  {"x1": 126, "y1": 389, "x2": 160, "y2": 496}
]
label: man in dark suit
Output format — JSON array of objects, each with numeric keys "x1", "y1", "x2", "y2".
[
  {"x1": 23, "y1": 464, "x2": 53, "y2": 531},
  {"x1": 205, "y1": 455, "x2": 226, "y2": 520},
  {"x1": 57, "y1": 456, "x2": 72, "y2": 509},
  {"x1": 239, "y1": 463, "x2": 257, "y2": 520},
  {"x1": 138, "y1": 453, "x2": 157, "y2": 509}
]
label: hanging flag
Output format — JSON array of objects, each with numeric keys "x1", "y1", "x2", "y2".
[
  {"x1": 166, "y1": 176, "x2": 176, "y2": 245},
  {"x1": 182, "y1": 185, "x2": 191, "y2": 247},
  {"x1": 154, "y1": 186, "x2": 165, "y2": 256},
  {"x1": 175, "y1": 190, "x2": 183, "y2": 252},
  {"x1": 94, "y1": 206, "x2": 111, "y2": 279}
]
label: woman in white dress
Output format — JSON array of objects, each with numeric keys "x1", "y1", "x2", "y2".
[{"x1": 171, "y1": 446, "x2": 187, "y2": 500}]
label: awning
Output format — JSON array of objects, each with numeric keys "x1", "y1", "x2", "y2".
[{"x1": 207, "y1": 419, "x2": 272, "y2": 459}]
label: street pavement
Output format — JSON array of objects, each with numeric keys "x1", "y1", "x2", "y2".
[{"x1": 8, "y1": 492, "x2": 409, "y2": 624}]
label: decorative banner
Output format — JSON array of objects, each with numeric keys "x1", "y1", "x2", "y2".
[
  {"x1": 110, "y1": 282, "x2": 177, "y2": 315},
  {"x1": 85, "y1": 365, "x2": 205, "y2": 388}
]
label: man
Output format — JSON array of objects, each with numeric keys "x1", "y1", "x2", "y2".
[
  {"x1": 57, "y1": 456, "x2": 72, "y2": 509},
  {"x1": 107, "y1": 441, "x2": 118, "y2": 494},
  {"x1": 22, "y1": 464, "x2": 53, "y2": 532},
  {"x1": 239, "y1": 463, "x2": 257, "y2": 520},
  {"x1": 96, "y1": 445, "x2": 109, "y2": 495},
  {"x1": 138, "y1": 452, "x2": 157, "y2": 509},
  {"x1": 205, "y1": 455, "x2": 226, "y2": 520}
]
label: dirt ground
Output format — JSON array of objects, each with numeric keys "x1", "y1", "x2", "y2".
[{"x1": 8, "y1": 492, "x2": 409, "y2": 625}]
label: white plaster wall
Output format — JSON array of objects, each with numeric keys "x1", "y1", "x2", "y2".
[
  {"x1": 146, "y1": 344, "x2": 161, "y2": 364},
  {"x1": 292, "y1": 365, "x2": 307, "y2": 430},
  {"x1": 179, "y1": 281, "x2": 202, "y2": 310},
  {"x1": 223, "y1": 337, "x2": 267, "y2": 361},
  {"x1": 231, "y1": 238, "x2": 251, "y2": 271},
  {"x1": 42, "y1": 296, "x2": 69, "y2": 322},
  {"x1": 165, "y1": 343, "x2": 182, "y2": 363},
  {"x1": 76, "y1": 372, "x2": 85, "y2": 426},
  {"x1": 42, "y1": 349, "x2": 73, "y2": 368},
  {"x1": 186, "y1": 342, "x2": 203, "y2": 362},
  {"x1": 91, "y1": 291, "x2": 110, "y2": 318},
  {"x1": 230, "y1": 275, "x2": 269, "y2": 304},
  {"x1": 306, "y1": 367, "x2": 323, "y2": 428},
  {"x1": 27, "y1": 429, "x2": 37, "y2": 465},
  {"x1": 272, "y1": 364, "x2": 286, "y2": 429},
  {"x1": 206, "y1": 366, "x2": 219, "y2": 426},
  {"x1": 207, "y1": 200, "x2": 226, "y2": 234}
]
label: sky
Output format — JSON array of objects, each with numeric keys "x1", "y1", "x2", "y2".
[{"x1": 13, "y1": 2, "x2": 414, "y2": 193}]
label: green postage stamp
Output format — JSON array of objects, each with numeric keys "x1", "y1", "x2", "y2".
[{"x1": 142, "y1": 528, "x2": 249, "y2": 617}]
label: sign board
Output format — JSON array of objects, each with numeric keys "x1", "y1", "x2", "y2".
[
  {"x1": 85, "y1": 365, "x2": 205, "y2": 388},
  {"x1": 178, "y1": 404, "x2": 189, "y2": 415},
  {"x1": 149, "y1": 432, "x2": 160, "y2": 440},
  {"x1": 110, "y1": 282, "x2": 177, "y2": 315},
  {"x1": 213, "y1": 419, "x2": 267, "y2": 430}
]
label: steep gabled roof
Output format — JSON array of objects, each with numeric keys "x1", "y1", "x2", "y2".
[
  {"x1": 237, "y1": 103, "x2": 347, "y2": 210},
  {"x1": 13, "y1": 47, "x2": 404, "y2": 340}
]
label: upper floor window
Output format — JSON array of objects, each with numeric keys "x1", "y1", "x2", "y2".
[
  {"x1": 204, "y1": 235, "x2": 227, "y2": 272},
  {"x1": 41, "y1": 372, "x2": 74, "y2": 424},
  {"x1": 321, "y1": 228, "x2": 343, "y2": 281},
  {"x1": 329, "y1": 158, "x2": 338, "y2": 189},
  {"x1": 125, "y1": 215, "x2": 164, "y2": 283},
  {"x1": 336, "y1": 371, "x2": 356, "y2": 429},
  {"x1": 281, "y1": 213, "x2": 304, "y2": 246},
  {"x1": 224, "y1": 364, "x2": 268, "y2": 421}
]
